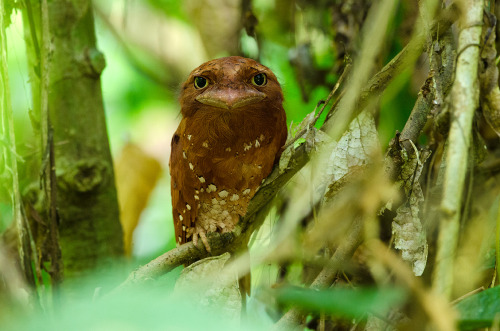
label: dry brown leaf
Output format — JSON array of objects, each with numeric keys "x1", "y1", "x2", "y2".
[
  {"x1": 114, "y1": 143, "x2": 162, "y2": 256},
  {"x1": 392, "y1": 148, "x2": 430, "y2": 276}
]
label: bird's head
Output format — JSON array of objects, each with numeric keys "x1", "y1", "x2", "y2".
[{"x1": 179, "y1": 56, "x2": 283, "y2": 116}]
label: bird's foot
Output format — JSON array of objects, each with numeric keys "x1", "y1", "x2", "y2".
[
  {"x1": 192, "y1": 218, "x2": 236, "y2": 253},
  {"x1": 193, "y1": 225, "x2": 211, "y2": 253}
]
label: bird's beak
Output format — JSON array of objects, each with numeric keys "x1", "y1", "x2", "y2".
[{"x1": 195, "y1": 87, "x2": 266, "y2": 110}]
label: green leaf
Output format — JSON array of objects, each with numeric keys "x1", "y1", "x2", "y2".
[
  {"x1": 456, "y1": 286, "x2": 500, "y2": 330},
  {"x1": 274, "y1": 286, "x2": 407, "y2": 319}
]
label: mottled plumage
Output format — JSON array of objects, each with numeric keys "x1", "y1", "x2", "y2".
[{"x1": 170, "y1": 56, "x2": 287, "y2": 251}]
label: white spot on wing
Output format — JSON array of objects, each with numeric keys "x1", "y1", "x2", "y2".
[
  {"x1": 242, "y1": 188, "x2": 251, "y2": 195},
  {"x1": 230, "y1": 194, "x2": 239, "y2": 201},
  {"x1": 255, "y1": 140, "x2": 260, "y2": 148},
  {"x1": 186, "y1": 204, "x2": 191, "y2": 210},
  {"x1": 225, "y1": 147, "x2": 231, "y2": 152},
  {"x1": 218, "y1": 190, "x2": 229, "y2": 198},
  {"x1": 207, "y1": 184, "x2": 217, "y2": 193},
  {"x1": 202, "y1": 140, "x2": 209, "y2": 148},
  {"x1": 194, "y1": 195, "x2": 199, "y2": 200},
  {"x1": 179, "y1": 215, "x2": 183, "y2": 221},
  {"x1": 183, "y1": 151, "x2": 187, "y2": 159},
  {"x1": 198, "y1": 176, "x2": 206, "y2": 183},
  {"x1": 187, "y1": 135, "x2": 192, "y2": 141},
  {"x1": 189, "y1": 163, "x2": 194, "y2": 170}
]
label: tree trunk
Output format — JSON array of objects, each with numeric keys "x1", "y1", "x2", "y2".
[{"x1": 40, "y1": 0, "x2": 123, "y2": 282}]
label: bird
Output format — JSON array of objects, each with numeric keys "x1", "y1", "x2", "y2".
[{"x1": 169, "y1": 56, "x2": 287, "y2": 253}]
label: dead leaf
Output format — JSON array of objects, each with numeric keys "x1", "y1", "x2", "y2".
[
  {"x1": 392, "y1": 148, "x2": 431, "y2": 276},
  {"x1": 323, "y1": 110, "x2": 380, "y2": 199},
  {"x1": 174, "y1": 252, "x2": 241, "y2": 323},
  {"x1": 114, "y1": 143, "x2": 162, "y2": 256}
]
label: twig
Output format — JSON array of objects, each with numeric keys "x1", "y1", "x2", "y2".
[
  {"x1": 385, "y1": 28, "x2": 455, "y2": 182},
  {"x1": 432, "y1": 0, "x2": 484, "y2": 298},
  {"x1": 282, "y1": 63, "x2": 351, "y2": 151},
  {"x1": 450, "y1": 287, "x2": 485, "y2": 305}
]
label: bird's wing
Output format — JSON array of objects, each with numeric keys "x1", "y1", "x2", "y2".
[{"x1": 169, "y1": 118, "x2": 199, "y2": 245}]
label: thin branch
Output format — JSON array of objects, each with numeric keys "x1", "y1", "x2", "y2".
[
  {"x1": 282, "y1": 63, "x2": 351, "y2": 151},
  {"x1": 385, "y1": 29, "x2": 455, "y2": 182},
  {"x1": 432, "y1": 0, "x2": 484, "y2": 298}
]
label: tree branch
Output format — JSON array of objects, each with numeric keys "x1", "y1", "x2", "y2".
[
  {"x1": 385, "y1": 28, "x2": 455, "y2": 182},
  {"x1": 432, "y1": 0, "x2": 484, "y2": 298}
]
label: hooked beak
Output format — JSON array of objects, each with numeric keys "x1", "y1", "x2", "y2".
[{"x1": 195, "y1": 87, "x2": 265, "y2": 110}]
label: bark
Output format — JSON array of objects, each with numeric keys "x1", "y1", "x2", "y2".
[
  {"x1": 39, "y1": 0, "x2": 123, "y2": 281},
  {"x1": 432, "y1": 0, "x2": 484, "y2": 298}
]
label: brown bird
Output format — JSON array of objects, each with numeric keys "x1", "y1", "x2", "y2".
[{"x1": 169, "y1": 56, "x2": 287, "y2": 252}]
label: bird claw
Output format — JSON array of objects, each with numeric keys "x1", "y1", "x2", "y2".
[{"x1": 193, "y1": 226, "x2": 211, "y2": 253}]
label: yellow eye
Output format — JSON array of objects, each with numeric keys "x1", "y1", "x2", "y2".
[
  {"x1": 252, "y1": 73, "x2": 267, "y2": 86},
  {"x1": 194, "y1": 76, "x2": 209, "y2": 89}
]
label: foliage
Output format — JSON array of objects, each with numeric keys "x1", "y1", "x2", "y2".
[
  {"x1": 456, "y1": 286, "x2": 500, "y2": 330},
  {"x1": 273, "y1": 286, "x2": 407, "y2": 320},
  {"x1": 2, "y1": 0, "x2": 500, "y2": 330}
]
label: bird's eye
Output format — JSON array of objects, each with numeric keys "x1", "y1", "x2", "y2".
[
  {"x1": 252, "y1": 73, "x2": 267, "y2": 86},
  {"x1": 194, "y1": 76, "x2": 209, "y2": 89}
]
